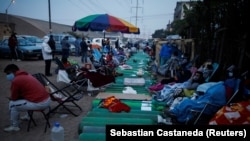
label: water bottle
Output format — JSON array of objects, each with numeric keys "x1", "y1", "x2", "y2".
[{"x1": 51, "y1": 122, "x2": 64, "y2": 141}]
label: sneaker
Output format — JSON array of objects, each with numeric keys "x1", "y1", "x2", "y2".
[
  {"x1": 157, "y1": 115, "x2": 172, "y2": 125},
  {"x1": 4, "y1": 126, "x2": 20, "y2": 132},
  {"x1": 16, "y1": 59, "x2": 21, "y2": 61},
  {"x1": 20, "y1": 115, "x2": 30, "y2": 121}
]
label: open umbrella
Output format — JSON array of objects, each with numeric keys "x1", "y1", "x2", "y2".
[{"x1": 72, "y1": 14, "x2": 140, "y2": 34}]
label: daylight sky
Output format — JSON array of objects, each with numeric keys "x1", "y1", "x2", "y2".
[{"x1": 0, "y1": 0, "x2": 180, "y2": 37}]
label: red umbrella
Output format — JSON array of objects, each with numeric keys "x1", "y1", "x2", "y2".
[{"x1": 72, "y1": 14, "x2": 140, "y2": 34}]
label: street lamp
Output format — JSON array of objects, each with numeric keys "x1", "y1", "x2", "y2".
[
  {"x1": 48, "y1": 0, "x2": 52, "y2": 33},
  {"x1": 6, "y1": 0, "x2": 15, "y2": 24}
]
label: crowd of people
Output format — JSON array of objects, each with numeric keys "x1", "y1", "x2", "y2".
[
  {"x1": 145, "y1": 40, "x2": 250, "y2": 125},
  {"x1": 3, "y1": 35, "x2": 250, "y2": 134}
]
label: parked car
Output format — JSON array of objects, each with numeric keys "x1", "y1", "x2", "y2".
[
  {"x1": 17, "y1": 35, "x2": 43, "y2": 47},
  {"x1": 0, "y1": 37, "x2": 42, "y2": 60},
  {"x1": 44, "y1": 33, "x2": 76, "y2": 55}
]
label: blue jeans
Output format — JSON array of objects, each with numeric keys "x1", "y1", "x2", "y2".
[
  {"x1": 9, "y1": 98, "x2": 51, "y2": 127},
  {"x1": 81, "y1": 52, "x2": 88, "y2": 63}
]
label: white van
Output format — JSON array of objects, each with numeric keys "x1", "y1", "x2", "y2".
[
  {"x1": 92, "y1": 37, "x2": 124, "y2": 48},
  {"x1": 92, "y1": 38, "x2": 103, "y2": 47}
]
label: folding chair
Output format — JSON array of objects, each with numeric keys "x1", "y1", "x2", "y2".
[
  {"x1": 27, "y1": 108, "x2": 50, "y2": 132},
  {"x1": 32, "y1": 73, "x2": 86, "y2": 116},
  {"x1": 54, "y1": 57, "x2": 65, "y2": 70}
]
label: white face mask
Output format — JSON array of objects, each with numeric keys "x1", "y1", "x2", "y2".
[{"x1": 228, "y1": 72, "x2": 233, "y2": 77}]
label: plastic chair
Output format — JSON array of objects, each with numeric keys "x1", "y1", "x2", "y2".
[{"x1": 32, "y1": 73, "x2": 86, "y2": 117}]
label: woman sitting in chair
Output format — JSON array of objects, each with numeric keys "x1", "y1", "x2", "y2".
[
  {"x1": 60, "y1": 57, "x2": 80, "y2": 81},
  {"x1": 62, "y1": 57, "x2": 72, "y2": 68}
]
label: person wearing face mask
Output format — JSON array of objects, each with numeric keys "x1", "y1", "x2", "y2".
[
  {"x1": 3, "y1": 64, "x2": 51, "y2": 132},
  {"x1": 224, "y1": 67, "x2": 240, "y2": 101}
]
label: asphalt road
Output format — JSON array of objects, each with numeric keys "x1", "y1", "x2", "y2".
[{"x1": 0, "y1": 56, "x2": 95, "y2": 141}]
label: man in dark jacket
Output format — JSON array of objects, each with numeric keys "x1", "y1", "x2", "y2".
[
  {"x1": 8, "y1": 33, "x2": 21, "y2": 61},
  {"x1": 60, "y1": 36, "x2": 70, "y2": 59},
  {"x1": 80, "y1": 37, "x2": 88, "y2": 63},
  {"x1": 47, "y1": 35, "x2": 56, "y2": 60}
]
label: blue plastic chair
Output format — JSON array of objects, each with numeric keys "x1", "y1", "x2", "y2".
[{"x1": 205, "y1": 63, "x2": 219, "y2": 82}]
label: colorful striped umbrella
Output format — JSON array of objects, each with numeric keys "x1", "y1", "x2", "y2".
[{"x1": 72, "y1": 14, "x2": 140, "y2": 34}]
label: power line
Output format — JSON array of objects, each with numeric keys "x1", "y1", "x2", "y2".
[{"x1": 130, "y1": 0, "x2": 143, "y2": 26}]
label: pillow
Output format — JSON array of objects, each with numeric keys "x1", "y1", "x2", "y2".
[{"x1": 196, "y1": 82, "x2": 220, "y2": 93}]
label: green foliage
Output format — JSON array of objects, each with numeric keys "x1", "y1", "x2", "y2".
[
  {"x1": 151, "y1": 29, "x2": 166, "y2": 38},
  {"x1": 152, "y1": 0, "x2": 248, "y2": 72}
]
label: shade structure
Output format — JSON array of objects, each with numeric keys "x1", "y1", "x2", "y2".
[{"x1": 72, "y1": 14, "x2": 140, "y2": 34}]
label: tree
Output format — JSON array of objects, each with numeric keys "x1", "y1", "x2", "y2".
[
  {"x1": 169, "y1": 0, "x2": 248, "y2": 77},
  {"x1": 151, "y1": 29, "x2": 166, "y2": 38}
]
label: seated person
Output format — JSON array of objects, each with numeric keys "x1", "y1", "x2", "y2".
[
  {"x1": 167, "y1": 71, "x2": 206, "y2": 110},
  {"x1": 104, "y1": 52, "x2": 119, "y2": 75},
  {"x1": 62, "y1": 57, "x2": 72, "y2": 68},
  {"x1": 179, "y1": 53, "x2": 190, "y2": 69},
  {"x1": 160, "y1": 73, "x2": 240, "y2": 125},
  {"x1": 180, "y1": 71, "x2": 205, "y2": 97},
  {"x1": 3, "y1": 64, "x2": 50, "y2": 132},
  {"x1": 159, "y1": 81, "x2": 227, "y2": 125},
  {"x1": 89, "y1": 55, "x2": 102, "y2": 70},
  {"x1": 116, "y1": 48, "x2": 127, "y2": 63},
  {"x1": 202, "y1": 64, "x2": 214, "y2": 80},
  {"x1": 61, "y1": 57, "x2": 80, "y2": 80},
  {"x1": 152, "y1": 71, "x2": 204, "y2": 105},
  {"x1": 157, "y1": 51, "x2": 181, "y2": 77},
  {"x1": 79, "y1": 67, "x2": 115, "y2": 87},
  {"x1": 198, "y1": 59, "x2": 214, "y2": 80}
]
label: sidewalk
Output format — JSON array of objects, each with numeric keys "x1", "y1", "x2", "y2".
[{"x1": 0, "y1": 56, "x2": 94, "y2": 141}]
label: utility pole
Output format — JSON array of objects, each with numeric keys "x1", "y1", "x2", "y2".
[
  {"x1": 48, "y1": 0, "x2": 52, "y2": 33},
  {"x1": 131, "y1": 0, "x2": 143, "y2": 27},
  {"x1": 131, "y1": 0, "x2": 143, "y2": 38}
]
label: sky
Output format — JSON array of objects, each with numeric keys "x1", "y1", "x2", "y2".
[{"x1": 0, "y1": 0, "x2": 179, "y2": 38}]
